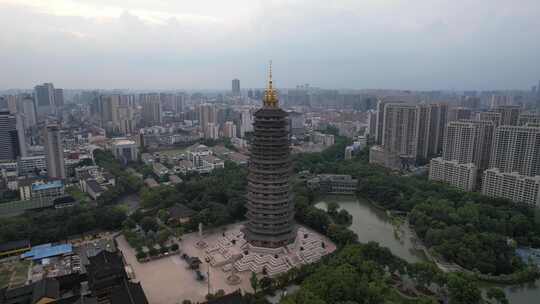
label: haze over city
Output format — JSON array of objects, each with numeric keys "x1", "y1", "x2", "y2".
[
  {"x1": 1, "y1": 0, "x2": 540, "y2": 90},
  {"x1": 1, "y1": 1, "x2": 540, "y2": 304}
]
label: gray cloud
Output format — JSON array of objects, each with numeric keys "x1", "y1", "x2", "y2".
[{"x1": 1, "y1": 0, "x2": 539, "y2": 90}]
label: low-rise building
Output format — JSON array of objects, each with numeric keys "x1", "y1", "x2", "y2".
[
  {"x1": 17, "y1": 155, "x2": 46, "y2": 176},
  {"x1": 482, "y1": 168, "x2": 540, "y2": 207},
  {"x1": 312, "y1": 132, "x2": 335, "y2": 147},
  {"x1": 369, "y1": 145, "x2": 401, "y2": 170},
  {"x1": 111, "y1": 138, "x2": 139, "y2": 164},
  {"x1": 19, "y1": 179, "x2": 65, "y2": 202},
  {"x1": 152, "y1": 162, "x2": 169, "y2": 178},
  {"x1": 307, "y1": 174, "x2": 358, "y2": 195},
  {"x1": 428, "y1": 157, "x2": 477, "y2": 191}
]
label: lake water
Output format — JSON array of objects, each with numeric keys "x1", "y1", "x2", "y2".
[{"x1": 314, "y1": 196, "x2": 539, "y2": 304}]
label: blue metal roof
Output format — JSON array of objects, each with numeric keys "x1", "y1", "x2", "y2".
[
  {"x1": 31, "y1": 180, "x2": 63, "y2": 191},
  {"x1": 21, "y1": 243, "x2": 73, "y2": 260}
]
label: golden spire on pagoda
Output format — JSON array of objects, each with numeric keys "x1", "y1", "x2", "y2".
[{"x1": 263, "y1": 61, "x2": 278, "y2": 107}]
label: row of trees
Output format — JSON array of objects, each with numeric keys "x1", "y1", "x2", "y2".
[{"x1": 0, "y1": 205, "x2": 126, "y2": 244}]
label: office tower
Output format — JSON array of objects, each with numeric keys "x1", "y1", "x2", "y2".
[
  {"x1": 44, "y1": 124, "x2": 66, "y2": 179},
  {"x1": 0, "y1": 111, "x2": 22, "y2": 161},
  {"x1": 232, "y1": 79, "x2": 241, "y2": 96},
  {"x1": 140, "y1": 94, "x2": 162, "y2": 126},
  {"x1": 489, "y1": 125, "x2": 540, "y2": 177},
  {"x1": 20, "y1": 96, "x2": 37, "y2": 128},
  {"x1": 447, "y1": 107, "x2": 472, "y2": 122},
  {"x1": 492, "y1": 105, "x2": 521, "y2": 126},
  {"x1": 54, "y1": 89, "x2": 64, "y2": 107},
  {"x1": 34, "y1": 83, "x2": 56, "y2": 117},
  {"x1": 199, "y1": 103, "x2": 217, "y2": 132},
  {"x1": 223, "y1": 121, "x2": 237, "y2": 138},
  {"x1": 479, "y1": 112, "x2": 502, "y2": 127},
  {"x1": 240, "y1": 109, "x2": 254, "y2": 137},
  {"x1": 518, "y1": 113, "x2": 540, "y2": 126},
  {"x1": 245, "y1": 69, "x2": 296, "y2": 248}
]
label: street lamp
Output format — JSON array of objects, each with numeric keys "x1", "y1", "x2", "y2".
[{"x1": 205, "y1": 256, "x2": 211, "y2": 296}]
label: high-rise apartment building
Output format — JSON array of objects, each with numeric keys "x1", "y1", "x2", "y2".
[
  {"x1": 426, "y1": 103, "x2": 448, "y2": 156},
  {"x1": 447, "y1": 107, "x2": 472, "y2": 122},
  {"x1": 20, "y1": 96, "x2": 37, "y2": 128},
  {"x1": 232, "y1": 79, "x2": 241, "y2": 96},
  {"x1": 518, "y1": 113, "x2": 540, "y2": 126},
  {"x1": 223, "y1": 121, "x2": 237, "y2": 138},
  {"x1": 0, "y1": 111, "x2": 22, "y2": 161},
  {"x1": 382, "y1": 103, "x2": 421, "y2": 160},
  {"x1": 443, "y1": 120, "x2": 494, "y2": 170},
  {"x1": 492, "y1": 105, "x2": 521, "y2": 126},
  {"x1": 199, "y1": 103, "x2": 217, "y2": 133},
  {"x1": 375, "y1": 99, "x2": 390, "y2": 144},
  {"x1": 140, "y1": 94, "x2": 162, "y2": 126},
  {"x1": 366, "y1": 110, "x2": 377, "y2": 138},
  {"x1": 490, "y1": 95, "x2": 512, "y2": 108},
  {"x1": 240, "y1": 109, "x2": 254, "y2": 137},
  {"x1": 489, "y1": 125, "x2": 540, "y2": 177},
  {"x1": 482, "y1": 169, "x2": 540, "y2": 207},
  {"x1": 44, "y1": 124, "x2": 66, "y2": 179},
  {"x1": 429, "y1": 119, "x2": 494, "y2": 191},
  {"x1": 100, "y1": 95, "x2": 135, "y2": 135},
  {"x1": 481, "y1": 125, "x2": 540, "y2": 206},
  {"x1": 429, "y1": 159, "x2": 477, "y2": 191},
  {"x1": 479, "y1": 112, "x2": 502, "y2": 127}
]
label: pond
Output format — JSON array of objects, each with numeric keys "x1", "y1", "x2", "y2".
[{"x1": 314, "y1": 195, "x2": 540, "y2": 304}]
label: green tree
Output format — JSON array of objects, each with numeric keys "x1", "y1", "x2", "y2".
[
  {"x1": 326, "y1": 201, "x2": 339, "y2": 216},
  {"x1": 486, "y1": 287, "x2": 509, "y2": 304},
  {"x1": 447, "y1": 273, "x2": 481, "y2": 304},
  {"x1": 250, "y1": 272, "x2": 259, "y2": 294}
]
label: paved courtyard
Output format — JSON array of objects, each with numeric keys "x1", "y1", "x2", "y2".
[{"x1": 117, "y1": 223, "x2": 336, "y2": 304}]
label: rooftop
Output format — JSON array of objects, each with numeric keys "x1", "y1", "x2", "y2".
[
  {"x1": 21, "y1": 243, "x2": 73, "y2": 261},
  {"x1": 31, "y1": 180, "x2": 64, "y2": 191}
]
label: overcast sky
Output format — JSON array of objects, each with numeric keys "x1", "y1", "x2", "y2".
[{"x1": 1, "y1": 0, "x2": 539, "y2": 90}]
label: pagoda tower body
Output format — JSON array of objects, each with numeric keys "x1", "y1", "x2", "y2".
[{"x1": 244, "y1": 64, "x2": 296, "y2": 248}]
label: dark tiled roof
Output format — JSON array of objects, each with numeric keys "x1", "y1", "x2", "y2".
[
  {"x1": 109, "y1": 281, "x2": 148, "y2": 304},
  {"x1": 85, "y1": 180, "x2": 104, "y2": 194},
  {"x1": 168, "y1": 204, "x2": 195, "y2": 219},
  {"x1": 203, "y1": 290, "x2": 243, "y2": 304},
  {"x1": 31, "y1": 278, "x2": 60, "y2": 303},
  {"x1": 86, "y1": 251, "x2": 126, "y2": 290}
]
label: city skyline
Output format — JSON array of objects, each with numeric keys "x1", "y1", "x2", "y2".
[{"x1": 1, "y1": 0, "x2": 540, "y2": 90}]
